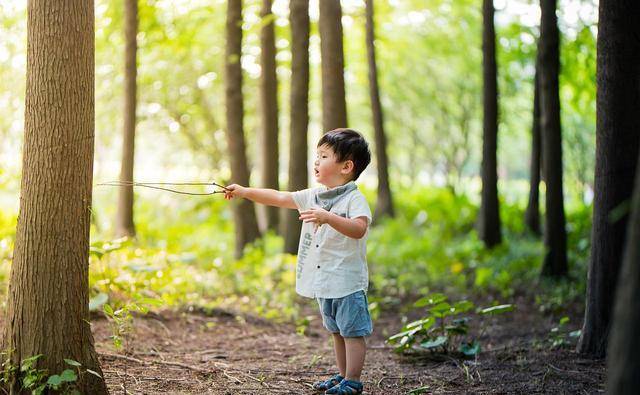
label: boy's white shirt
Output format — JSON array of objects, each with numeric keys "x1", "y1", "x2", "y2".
[{"x1": 291, "y1": 184, "x2": 372, "y2": 299}]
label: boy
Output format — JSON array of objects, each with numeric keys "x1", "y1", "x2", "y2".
[{"x1": 223, "y1": 128, "x2": 373, "y2": 395}]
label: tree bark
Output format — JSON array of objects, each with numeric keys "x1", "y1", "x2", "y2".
[
  {"x1": 225, "y1": 0, "x2": 261, "y2": 258},
  {"x1": 525, "y1": 67, "x2": 541, "y2": 235},
  {"x1": 579, "y1": 0, "x2": 640, "y2": 359},
  {"x1": 539, "y1": 0, "x2": 568, "y2": 276},
  {"x1": 116, "y1": 0, "x2": 138, "y2": 238},
  {"x1": 284, "y1": 0, "x2": 310, "y2": 254},
  {"x1": 608, "y1": 159, "x2": 640, "y2": 392},
  {"x1": 319, "y1": 0, "x2": 348, "y2": 131},
  {"x1": 365, "y1": 0, "x2": 394, "y2": 222},
  {"x1": 259, "y1": 0, "x2": 280, "y2": 232},
  {"x1": 478, "y1": 0, "x2": 501, "y2": 248},
  {"x1": 2, "y1": 0, "x2": 107, "y2": 392}
]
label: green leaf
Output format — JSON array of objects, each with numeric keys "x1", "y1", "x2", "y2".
[
  {"x1": 559, "y1": 316, "x2": 570, "y2": 325},
  {"x1": 420, "y1": 335, "x2": 448, "y2": 349},
  {"x1": 89, "y1": 246, "x2": 105, "y2": 259},
  {"x1": 137, "y1": 297, "x2": 163, "y2": 307},
  {"x1": 479, "y1": 304, "x2": 514, "y2": 315},
  {"x1": 64, "y1": 359, "x2": 82, "y2": 367},
  {"x1": 20, "y1": 354, "x2": 42, "y2": 371},
  {"x1": 459, "y1": 341, "x2": 481, "y2": 356},
  {"x1": 405, "y1": 316, "x2": 435, "y2": 330},
  {"x1": 257, "y1": 13, "x2": 276, "y2": 29},
  {"x1": 387, "y1": 327, "x2": 421, "y2": 343},
  {"x1": 103, "y1": 304, "x2": 114, "y2": 316},
  {"x1": 47, "y1": 375, "x2": 62, "y2": 388},
  {"x1": 445, "y1": 324, "x2": 468, "y2": 335},
  {"x1": 429, "y1": 302, "x2": 453, "y2": 317},
  {"x1": 60, "y1": 369, "x2": 77, "y2": 382},
  {"x1": 569, "y1": 330, "x2": 582, "y2": 338},
  {"x1": 34, "y1": 384, "x2": 46, "y2": 395},
  {"x1": 452, "y1": 300, "x2": 474, "y2": 313},
  {"x1": 86, "y1": 369, "x2": 102, "y2": 379},
  {"x1": 414, "y1": 293, "x2": 447, "y2": 307},
  {"x1": 408, "y1": 385, "x2": 430, "y2": 394},
  {"x1": 89, "y1": 293, "x2": 109, "y2": 311}
]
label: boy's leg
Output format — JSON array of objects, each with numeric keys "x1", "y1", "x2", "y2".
[
  {"x1": 332, "y1": 333, "x2": 347, "y2": 377},
  {"x1": 344, "y1": 336, "x2": 366, "y2": 381}
]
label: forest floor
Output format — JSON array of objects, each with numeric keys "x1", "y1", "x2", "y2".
[{"x1": 94, "y1": 292, "x2": 605, "y2": 394}]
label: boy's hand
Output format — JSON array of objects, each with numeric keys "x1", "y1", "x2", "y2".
[
  {"x1": 299, "y1": 207, "x2": 332, "y2": 225},
  {"x1": 224, "y1": 184, "x2": 247, "y2": 200}
]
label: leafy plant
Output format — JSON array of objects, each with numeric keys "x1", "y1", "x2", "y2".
[
  {"x1": 547, "y1": 316, "x2": 581, "y2": 349},
  {"x1": 0, "y1": 352, "x2": 101, "y2": 395},
  {"x1": 103, "y1": 297, "x2": 163, "y2": 352},
  {"x1": 387, "y1": 293, "x2": 514, "y2": 357}
]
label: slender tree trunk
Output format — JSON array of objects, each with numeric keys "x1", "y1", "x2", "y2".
[
  {"x1": 319, "y1": 0, "x2": 348, "y2": 131},
  {"x1": 579, "y1": 0, "x2": 640, "y2": 359},
  {"x1": 225, "y1": 0, "x2": 261, "y2": 258},
  {"x1": 478, "y1": 0, "x2": 501, "y2": 248},
  {"x1": 260, "y1": 0, "x2": 279, "y2": 232},
  {"x1": 539, "y1": 0, "x2": 568, "y2": 276},
  {"x1": 284, "y1": 0, "x2": 310, "y2": 254},
  {"x1": 2, "y1": 1, "x2": 107, "y2": 392},
  {"x1": 365, "y1": 0, "x2": 394, "y2": 222},
  {"x1": 116, "y1": 0, "x2": 138, "y2": 238},
  {"x1": 525, "y1": 67, "x2": 541, "y2": 235}
]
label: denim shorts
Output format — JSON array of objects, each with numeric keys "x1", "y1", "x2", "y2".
[{"x1": 317, "y1": 290, "x2": 373, "y2": 337}]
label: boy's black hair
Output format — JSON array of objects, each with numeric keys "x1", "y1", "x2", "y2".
[{"x1": 317, "y1": 128, "x2": 371, "y2": 181}]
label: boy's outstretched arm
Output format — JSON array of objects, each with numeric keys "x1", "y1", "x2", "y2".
[{"x1": 224, "y1": 184, "x2": 298, "y2": 209}]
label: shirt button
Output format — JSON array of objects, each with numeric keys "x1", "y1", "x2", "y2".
[
  {"x1": 316, "y1": 244, "x2": 319, "y2": 247},
  {"x1": 317, "y1": 265, "x2": 320, "y2": 269}
]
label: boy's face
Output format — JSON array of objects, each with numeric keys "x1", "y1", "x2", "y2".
[{"x1": 314, "y1": 144, "x2": 354, "y2": 188}]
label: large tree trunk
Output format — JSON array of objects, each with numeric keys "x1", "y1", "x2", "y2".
[
  {"x1": 284, "y1": 0, "x2": 310, "y2": 254},
  {"x1": 319, "y1": 0, "x2": 348, "y2": 131},
  {"x1": 478, "y1": 0, "x2": 501, "y2": 248},
  {"x1": 579, "y1": 0, "x2": 640, "y2": 359},
  {"x1": 525, "y1": 67, "x2": 541, "y2": 235},
  {"x1": 259, "y1": 0, "x2": 280, "y2": 232},
  {"x1": 116, "y1": 0, "x2": 138, "y2": 238},
  {"x1": 608, "y1": 163, "x2": 640, "y2": 391},
  {"x1": 225, "y1": 0, "x2": 261, "y2": 258},
  {"x1": 365, "y1": 0, "x2": 394, "y2": 222},
  {"x1": 539, "y1": 0, "x2": 568, "y2": 276},
  {"x1": 2, "y1": 0, "x2": 107, "y2": 392}
]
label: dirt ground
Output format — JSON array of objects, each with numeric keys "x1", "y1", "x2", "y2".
[{"x1": 94, "y1": 295, "x2": 605, "y2": 394}]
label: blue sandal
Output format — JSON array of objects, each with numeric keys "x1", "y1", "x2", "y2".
[
  {"x1": 325, "y1": 379, "x2": 363, "y2": 395},
  {"x1": 312, "y1": 374, "x2": 344, "y2": 391}
]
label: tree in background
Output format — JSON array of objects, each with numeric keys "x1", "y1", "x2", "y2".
[
  {"x1": 525, "y1": 67, "x2": 541, "y2": 235},
  {"x1": 539, "y1": 0, "x2": 567, "y2": 276},
  {"x1": 225, "y1": 0, "x2": 261, "y2": 258},
  {"x1": 319, "y1": 0, "x2": 348, "y2": 131},
  {"x1": 115, "y1": 0, "x2": 138, "y2": 237},
  {"x1": 580, "y1": 0, "x2": 640, "y2": 359},
  {"x1": 284, "y1": 0, "x2": 310, "y2": 254},
  {"x1": 2, "y1": 0, "x2": 107, "y2": 392},
  {"x1": 259, "y1": 0, "x2": 279, "y2": 232},
  {"x1": 366, "y1": 0, "x2": 394, "y2": 221},
  {"x1": 478, "y1": 0, "x2": 501, "y2": 248}
]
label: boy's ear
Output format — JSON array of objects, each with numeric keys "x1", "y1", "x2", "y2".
[{"x1": 341, "y1": 160, "x2": 355, "y2": 176}]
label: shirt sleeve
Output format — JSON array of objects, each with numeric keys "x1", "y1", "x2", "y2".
[
  {"x1": 348, "y1": 193, "x2": 372, "y2": 225},
  {"x1": 291, "y1": 187, "x2": 317, "y2": 211}
]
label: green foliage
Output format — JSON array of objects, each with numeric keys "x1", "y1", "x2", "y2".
[
  {"x1": 387, "y1": 293, "x2": 513, "y2": 356},
  {"x1": 368, "y1": 186, "x2": 591, "y2": 303},
  {"x1": 103, "y1": 298, "x2": 162, "y2": 352},
  {"x1": 547, "y1": 316, "x2": 581, "y2": 349},
  {"x1": 0, "y1": 352, "x2": 97, "y2": 395}
]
